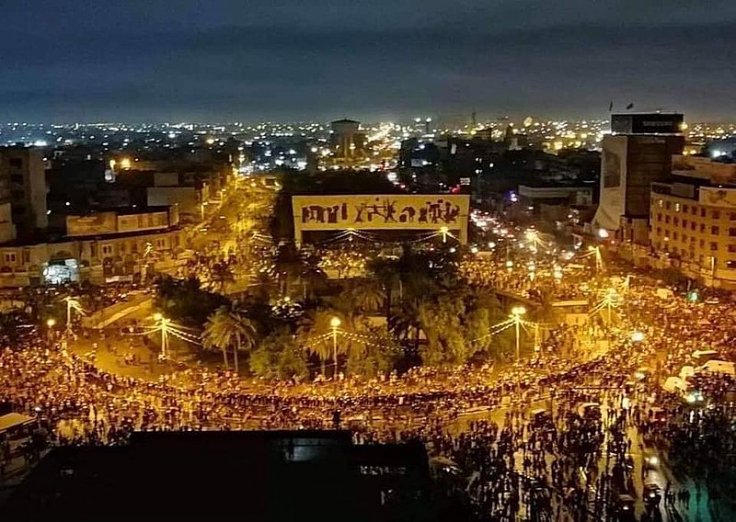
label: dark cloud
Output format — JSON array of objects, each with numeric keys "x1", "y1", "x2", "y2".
[{"x1": 1, "y1": 1, "x2": 735, "y2": 121}]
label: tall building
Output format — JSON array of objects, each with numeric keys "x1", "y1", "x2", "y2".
[
  {"x1": 593, "y1": 113, "x2": 684, "y2": 244},
  {"x1": 330, "y1": 119, "x2": 366, "y2": 160},
  {"x1": 0, "y1": 145, "x2": 48, "y2": 238},
  {"x1": 649, "y1": 155, "x2": 736, "y2": 289}
]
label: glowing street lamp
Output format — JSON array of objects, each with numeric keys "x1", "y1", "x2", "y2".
[
  {"x1": 631, "y1": 331, "x2": 645, "y2": 343},
  {"x1": 439, "y1": 226, "x2": 449, "y2": 244},
  {"x1": 46, "y1": 318, "x2": 56, "y2": 342},
  {"x1": 510, "y1": 306, "x2": 527, "y2": 362},
  {"x1": 588, "y1": 245, "x2": 604, "y2": 274},
  {"x1": 602, "y1": 288, "x2": 620, "y2": 323},
  {"x1": 330, "y1": 316, "x2": 341, "y2": 379},
  {"x1": 153, "y1": 313, "x2": 171, "y2": 360}
]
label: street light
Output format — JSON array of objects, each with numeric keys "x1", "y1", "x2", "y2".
[
  {"x1": 439, "y1": 226, "x2": 449, "y2": 244},
  {"x1": 330, "y1": 316, "x2": 341, "y2": 379},
  {"x1": 631, "y1": 331, "x2": 645, "y2": 343},
  {"x1": 46, "y1": 318, "x2": 56, "y2": 342},
  {"x1": 510, "y1": 306, "x2": 526, "y2": 362},
  {"x1": 153, "y1": 313, "x2": 170, "y2": 360},
  {"x1": 63, "y1": 296, "x2": 84, "y2": 337}
]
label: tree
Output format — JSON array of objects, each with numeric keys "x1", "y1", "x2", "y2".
[
  {"x1": 202, "y1": 306, "x2": 257, "y2": 373},
  {"x1": 367, "y1": 258, "x2": 401, "y2": 315},
  {"x1": 346, "y1": 325, "x2": 399, "y2": 378},
  {"x1": 155, "y1": 275, "x2": 230, "y2": 327},
  {"x1": 250, "y1": 328, "x2": 308, "y2": 380},
  {"x1": 297, "y1": 308, "x2": 356, "y2": 377},
  {"x1": 349, "y1": 279, "x2": 386, "y2": 315}
]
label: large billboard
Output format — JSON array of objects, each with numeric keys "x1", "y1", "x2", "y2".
[
  {"x1": 292, "y1": 194, "x2": 470, "y2": 244},
  {"x1": 66, "y1": 212, "x2": 117, "y2": 237},
  {"x1": 699, "y1": 187, "x2": 736, "y2": 208},
  {"x1": 611, "y1": 113, "x2": 683, "y2": 135},
  {"x1": 593, "y1": 136, "x2": 627, "y2": 233}
]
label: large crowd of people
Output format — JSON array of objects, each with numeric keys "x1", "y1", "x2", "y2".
[{"x1": 1, "y1": 193, "x2": 735, "y2": 520}]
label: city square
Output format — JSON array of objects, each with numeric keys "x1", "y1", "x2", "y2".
[{"x1": 1, "y1": 2, "x2": 736, "y2": 520}]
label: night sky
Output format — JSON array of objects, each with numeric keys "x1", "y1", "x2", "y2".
[{"x1": 2, "y1": 0, "x2": 735, "y2": 122}]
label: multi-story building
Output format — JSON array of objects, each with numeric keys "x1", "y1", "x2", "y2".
[
  {"x1": 593, "y1": 113, "x2": 685, "y2": 244},
  {"x1": 0, "y1": 206, "x2": 186, "y2": 287},
  {"x1": 649, "y1": 155, "x2": 736, "y2": 289},
  {"x1": 0, "y1": 145, "x2": 48, "y2": 238},
  {"x1": 329, "y1": 119, "x2": 366, "y2": 163}
]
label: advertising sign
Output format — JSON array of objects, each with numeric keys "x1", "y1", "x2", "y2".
[{"x1": 698, "y1": 186, "x2": 736, "y2": 208}]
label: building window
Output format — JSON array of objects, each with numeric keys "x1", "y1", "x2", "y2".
[
  {"x1": 712, "y1": 211, "x2": 721, "y2": 219},
  {"x1": 673, "y1": 232, "x2": 678, "y2": 241},
  {"x1": 691, "y1": 206, "x2": 697, "y2": 216},
  {"x1": 700, "y1": 224, "x2": 706, "y2": 232},
  {"x1": 683, "y1": 205, "x2": 689, "y2": 213},
  {"x1": 730, "y1": 212, "x2": 736, "y2": 221},
  {"x1": 665, "y1": 201, "x2": 671, "y2": 210},
  {"x1": 9, "y1": 158, "x2": 22, "y2": 168},
  {"x1": 700, "y1": 239, "x2": 705, "y2": 248},
  {"x1": 682, "y1": 219, "x2": 688, "y2": 228},
  {"x1": 658, "y1": 199, "x2": 663, "y2": 208},
  {"x1": 656, "y1": 227, "x2": 661, "y2": 235},
  {"x1": 675, "y1": 203, "x2": 681, "y2": 212},
  {"x1": 102, "y1": 244, "x2": 113, "y2": 256},
  {"x1": 728, "y1": 260, "x2": 736, "y2": 269},
  {"x1": 701, "y1": 208, "x2": 706, "y2": 217},
  {"x1": 665, "y1": 216, "x2": 670, "y2": 224},
  {"x1": 728, "y1": 244, "x2": 736, "y2": 253},
  {"x1": 710, "y1": 242, "x2": 718, "y2": 251},
  {"x1": 682, "y1": 234, "x2": 687, "y2": 242},
  {"x1": 730, "y1": 228, "x2": 736, "y2": 237},
  {"x1": 711, "y1": 226, "x2": 720, "y2": 235},
  {"x1": 657, "y1": 213, "x2": 662, "y2": 222},
  {"x1": 673, "y1": 217, "x2": 679, "y2": 226},
  {"x1": 4, "y1": 253, "x2": 16, "y2": 264},
  {"x1": 691, "y1": 222, "x2": 696, "y2": 231}
]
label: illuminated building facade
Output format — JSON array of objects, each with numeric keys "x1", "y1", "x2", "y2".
[
  {"x1": 649, "y1": 155, "x2": 736, "y2": 289},
  {"x1": 593, "y1": 113, "x2": 685, "y2": 244}
]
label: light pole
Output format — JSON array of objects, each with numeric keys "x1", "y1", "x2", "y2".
[
  {"x1": 510, "y1": 306, "x2": 526, "y2": 362},
  {"x1": 153, "y1": 313, "x2": 170, "y2": 360},
  {"x1": 330, "y1": 316, "x2": 341, "y2": 379},
  {"x1": 440, "y1": 226, "x2": 449, "y2": 244},
  {"x1": 46, "y1": 318, "x2": 56, "y2": 343},
  {"x1": 64, "y1": 296, "x2": 83, "y2": 337},
  {"x1": 603, "y1": 288, "x2": 619, "y2": 324}
]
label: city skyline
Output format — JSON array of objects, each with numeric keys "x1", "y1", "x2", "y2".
[{"x1": 2, "y1": 0, "x2": 736, "y2": 122}]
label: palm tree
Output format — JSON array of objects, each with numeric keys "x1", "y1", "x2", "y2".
[
  {"x1": 349, "y1": 280, "x2": 386, "y2": 315},
  {"x1": 202, "y1": 306, "x2": 257, "y2": 373},
  {"x1": 297, "y1": 309, "x2": 355, "y2": 377},
  {"x1": 202, "y1": 307, "x2": 231, "y2": 369}
]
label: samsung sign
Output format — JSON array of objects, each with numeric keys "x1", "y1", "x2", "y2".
[{"x1": 611, "y1": 113, "x2": 683, "y2": 135}]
